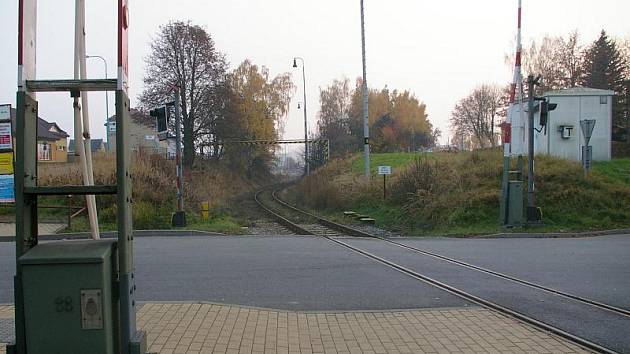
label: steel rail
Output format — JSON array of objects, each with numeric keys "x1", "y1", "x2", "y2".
[
  {"x1": 254, "y1": 189, "x2": 314, "y2": 236},
  {"x1": 254, "y1": 188, "x2": 620, "y2": 354},
  {"x1": 272, "y1": 190, "x2": 630, "y2": 319}
]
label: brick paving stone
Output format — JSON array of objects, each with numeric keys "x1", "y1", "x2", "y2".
[
  {"x1": 0, "y1": 222, "x2": 66, "y2": 237},
  {"x1": 0, "y1": 303, "x2": 593, "y2": 354}
]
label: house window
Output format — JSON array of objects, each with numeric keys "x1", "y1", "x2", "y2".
[
  {"x1": 600, "y1": 96, "x2": 608, "y2": 104},
  {"x1": 57, "y1": 145, "x2": 65, "y2": 151},
  {"x1": 38, "y1": 142, "x2": 51, "y2": 161}
]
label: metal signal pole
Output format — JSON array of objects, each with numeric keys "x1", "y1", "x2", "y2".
[
  {"x1": 174, "y1": 87, "x2": 185, "y2": 214},
  {"x1": 526, "y1": 75, "x2": 541, "y2": 223},
  {"x1": 360, "y1": 0, "x2": 370, "y2": 178},
  {"x1": 293, "y1": 57, "x2": 309, "y2": 176}
]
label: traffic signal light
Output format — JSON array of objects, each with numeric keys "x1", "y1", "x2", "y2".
[
  {"x1": 150, "y1": 106, "x2": 169, "y2": 140},
  {"x1": 539, "y1": 101, "x2": 557, "y2": 127}
]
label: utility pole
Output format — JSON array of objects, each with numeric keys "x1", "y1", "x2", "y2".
[
  {"x1": 360, "y1": 0, "x2": 370, "y2": 178},
  {"x1": 173, "y1": 86, "x2": 186, "y2": 226},
  {"x1": 626, "y1": 80, "x2": 630, "y2": 144},
  {"x1": 526, "y1": 75, "x2": 541, "y2": 223},
  {"x1": 293, "y1": 57, "x2": 309, "y2": 176}
]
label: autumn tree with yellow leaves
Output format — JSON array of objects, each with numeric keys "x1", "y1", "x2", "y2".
[
  {"x1": 215, "y1": 60, "x2": 294, "y2": 177},
  {"x1": 317, "y1": 78, "x2": 437, "y2": 157}
]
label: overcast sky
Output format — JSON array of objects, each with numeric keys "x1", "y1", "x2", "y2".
[{"x1": 0, "y1": 0, "x2": 628, "y2": 145}]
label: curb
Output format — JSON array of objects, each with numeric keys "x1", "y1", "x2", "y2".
[
  {"x1": 0, "y1": 229, "x2": 225, "y2": 243},
  {"x1": 473, "y1": 228, "x2": 630, "y2": 239}
]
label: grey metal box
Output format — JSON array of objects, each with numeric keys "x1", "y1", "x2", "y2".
[{"x1": 18, "y1": 240, "x2": 117, "y2": 354}]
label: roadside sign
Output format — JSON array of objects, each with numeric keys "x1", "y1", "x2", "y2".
[
  {"x1": 0, "y1": 105, "x2": 10, "y2": 120},
  {"x1": 0, "y1": 175, "x2": 15, "y2": 203},
  {"x1": 0, "y1": 107, "x2": 15, "y2": 203},
  {"x1": 378, "y1": 166, "x2": 392, "y2": 199},
  {"x1": 580, "y1": 119, "x2": 596, "y2": 146},
  {"x1": 0, "y1": 153, "x2": 14, "y2": 175},
  {"x1": 582, "y1": 146, "x2": 593, "y2": 170},
  {"x1": 0, "y1": 122, "x2": 13, "y2": 150},
  {"x1": 378, "y1": 166, "x2": 392, "y2": 175}
]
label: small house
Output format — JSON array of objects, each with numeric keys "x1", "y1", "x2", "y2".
[
  {"x1": 107, "y1": 109, "x2": 164, "y2": 154},
  {"x1": 10, "y1": 108, "x2": 69, "y2": 162},
  {"x1": 536, "y1": 87, "x2": 613, "y2": 161}
]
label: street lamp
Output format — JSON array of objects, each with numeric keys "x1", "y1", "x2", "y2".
[
  {"x1": 293, "y1": 57, "x2": 309, "y2": 176},
  {"x1": 85, "y1": 55, "x2": 110, "y2": 152}
]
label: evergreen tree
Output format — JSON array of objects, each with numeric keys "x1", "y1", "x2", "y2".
[{"x1": 581, "y1": 30, "x2": 628, "y2": 141}]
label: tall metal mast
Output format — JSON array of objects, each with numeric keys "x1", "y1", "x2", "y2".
[{"x1": 360, "y1": 0, "x2": 370, "y2": 178}]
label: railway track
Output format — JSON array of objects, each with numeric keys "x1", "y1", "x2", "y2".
[{"x1": 254, "y1": 187, "x2": 630, "y2": 354}]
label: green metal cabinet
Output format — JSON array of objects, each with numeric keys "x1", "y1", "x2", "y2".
[
  {"x1": 508, "y1": 180, "x2": 524, "y2": 226},
  {"x1": 18, "y1": 240, "x2": 118, "y2": 354}
]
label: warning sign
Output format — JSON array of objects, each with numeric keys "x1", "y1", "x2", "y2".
[
  {"x1": 0, "y1": 122, "x2": 13, "y2": 150},
  {"x1": 0, "y1": 153, "x2": 14, "y2": 175}
]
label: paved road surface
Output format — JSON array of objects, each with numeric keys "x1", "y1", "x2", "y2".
[
  {"x1": 340, "y1": 236, "x2": 630, "y2": 353},
  {"x1": 0, "y1": 236, "x2": 470, "y2": 311},
  {"x1": 1, "y1": 234, "x2": 628, "y2": 352},
  {"x1": 397, "y1": 235, "x2": 630, "y2": 310}
]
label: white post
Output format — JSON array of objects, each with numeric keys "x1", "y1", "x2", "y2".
[{"x1": 74, "y1": 0, "x2": 100, "y2": 239}]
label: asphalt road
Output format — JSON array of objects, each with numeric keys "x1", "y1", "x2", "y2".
[
  {"x1": 2, "y1": 234, "x2": 628, "y2": 351},
  {"x1": 340, "y1": 236, "x2": 630, "y2": 353},
  {"x1": 0, "y1": 236, "x2": 470, "y2": 311},
  {"x1": 396, "y1": 235, "x2": 630, "y2": 310}
]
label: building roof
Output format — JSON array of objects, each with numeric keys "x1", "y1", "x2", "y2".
[
  {"x1": 107, "y1": 108, "x2": 156, "y2": 129},
  {"x1": 544, "y1": 87, "x2": 615, "y2": 97},
  {"x1": 10, "y1": 108, "x2": 69, "y2": 141}
]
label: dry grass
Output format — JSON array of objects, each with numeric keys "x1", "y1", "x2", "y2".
[
  {"x1": 289, "y1": 149, "x2": 630, "y2": 235},
  {"x1": 37, "y1": 152, "x2": 253, "y2": 230}
]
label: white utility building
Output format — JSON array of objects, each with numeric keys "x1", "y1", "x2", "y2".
[
  {"x1": 539, "y1": 88, "x2": 613, "y2": 161},
  {"x1": 509, "y1": 87, "x2": 613, "y2": 162}
]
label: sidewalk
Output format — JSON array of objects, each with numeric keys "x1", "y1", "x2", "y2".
[
  {"x1": 0, "y1": 222, "x2": 66, "y2": 237},
  {"x1": 0, "y1": 303, "x2": 589, "y2": 354}
]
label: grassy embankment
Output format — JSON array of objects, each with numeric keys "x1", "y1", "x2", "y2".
[
  {"x1": 29, "y1": 152, "x2": 252, "y2": 234},
  {"x1": 287, "y1": 150, "x2": 630, "y2": 236}
]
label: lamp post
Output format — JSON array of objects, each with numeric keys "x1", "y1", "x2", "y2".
[
  {"x1": 86, "y1": 55, "x2": 110, "y2": 151},
  {"x1": 360, "y1": 0, "x2": 370, "y2": 178},
  {"x1": 293, "y1": 57, "x2": 309, "y2": 176}
]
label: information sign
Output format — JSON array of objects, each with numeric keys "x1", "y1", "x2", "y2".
[
  {"x1": 0, "y1": 153, "x2": 14, "y2": 175},
  {"x1": 0, "y1": 105, "x2": 10, "y2": 120},
  {"x1": 378, "y1": 166, "x2": 392, "y2": 175},
  {"x1": 0, "y1": 175, "x2": 15, "y2": 203},
  {"x1": 0, "y1": 122, "x2": 13, "y2": 150}
]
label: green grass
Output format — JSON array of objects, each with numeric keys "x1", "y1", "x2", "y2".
[
  {"x1": 592, "y1": 159, "x2": 630, "y2": 185},
  {"x1": 292, "y1": 150, "x2": 630, "y2": 236},
  {"x1": 60, "y1": 216, "x2": 117, "y2": 234},
  {"x1": 350, "y1": 152, "x2": 431, "y2": 175},
  {"x1": 184, "y1": 214, "x2": 246, "y2": 234}
]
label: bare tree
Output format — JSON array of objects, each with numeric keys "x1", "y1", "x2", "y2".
[
  {"x1": 140, "y1": 21, "x2": 227, "y2": 168},
  {"x1": 505, "y1": 31, "x2": 583, "y2": 91},
  {"x1": 317, "y1": 78, "x2": 356, "y2": 157},
  {"x1": 450, "y1": 85, "x2": 505, "y2": 149},
  {"x1": 560, "y1": 31, "x2": 584, "y2": 88}
]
